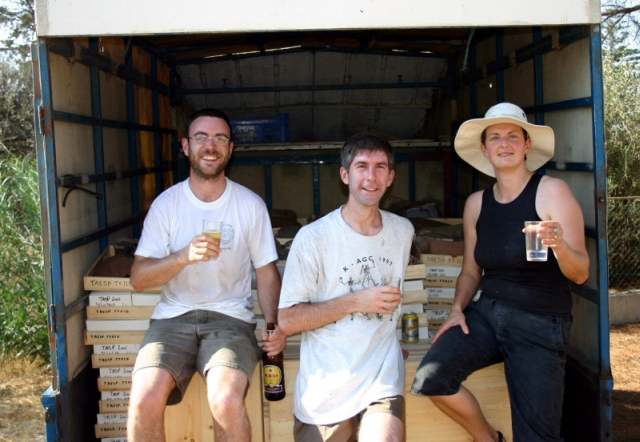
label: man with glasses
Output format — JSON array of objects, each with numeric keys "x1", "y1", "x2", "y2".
[{"x1": 127, "y1": 108, "x2": 285, "y2": 442}]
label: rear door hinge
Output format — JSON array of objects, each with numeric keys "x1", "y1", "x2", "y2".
[{"x1": 49, "y1": 304, "x2": 57, "y2": 334}]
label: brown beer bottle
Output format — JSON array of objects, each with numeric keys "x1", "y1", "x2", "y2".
[{"x1": 262, "y1": 323, "x2": 286, "y2": 401}]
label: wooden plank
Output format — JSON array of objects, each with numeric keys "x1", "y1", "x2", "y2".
[
  {"x1": 266, "y1": 358, "x2": 511, "y2": 442},
  {"x1": 85, "y1": 330, "x2": 146, "y2": 344},
  {"x1": 405, "y1": 361, "x2": 512, "y2": 442},
  {"x1": 164, "y1": 363, "x2": 264, "y2": 442},
  {"x1": 267, "y1": 361, "x2": 299, "y2": 442},
  {"x1": 403, "y1": 290, "x2": 428, "y2": 304},
  {"x1": 87, "y1": 306, "x2": 155, "y2": 319},
  {"x1": 405, "y1": 264, "x2": 426, "y2": 280}
]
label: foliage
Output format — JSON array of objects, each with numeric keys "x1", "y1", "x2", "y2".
[
  {"x1": 602, "y1": 1, "x2": 640, "y2": 70},
  {"x1": 603, "y1": 52, "x2": 640, "y2": 196},
  {"x1": 0, "y1": 0, "x2": 35, "y2": 57},
  {"x1": 0, "y1": 53, "x2": 34, "y2": 156},
  {"x1": 0, "y1": 155, "x2": 48, "y2": 362}
]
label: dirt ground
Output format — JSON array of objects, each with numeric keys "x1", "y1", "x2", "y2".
[
  {"x1": 0, "y1": 324, "x2": 638, "y2": 441},
  {"x1": 610, "y1": 322, "x2": 640, "y2": 442},
  {"x1": 0, "y1": 357, "x2": 48, "y2": 442}
]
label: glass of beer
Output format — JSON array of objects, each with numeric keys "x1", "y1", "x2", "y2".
[
  {"x1": 202, "y1": 220, "x2": 223, "y2": 246},
  {"x1": 382, "y1": 276, "x2": 403, "y2": 315}
]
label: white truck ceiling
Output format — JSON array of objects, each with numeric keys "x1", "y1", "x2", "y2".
[{"x1": 35, "y1": 0, "x2": 601, "y2": 37}]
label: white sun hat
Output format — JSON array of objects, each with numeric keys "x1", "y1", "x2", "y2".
[{"x1": 454, "y1": 102, "x2": 555, "y2": 177}]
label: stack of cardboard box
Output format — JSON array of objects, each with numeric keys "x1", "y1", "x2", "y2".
[{"x1": 84, "y1": 246, "x2": 161, "y2": 442}]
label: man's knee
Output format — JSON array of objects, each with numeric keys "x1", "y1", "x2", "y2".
[
  {"x1": 208, "y1": 387, "x2": 246, "y2": 418},
  {"x1": 206, "y1": 367, "x2": 250, "y2": 418},
  {"x1": 130, "y1": 368, "x2": 175, "y2": 415}
]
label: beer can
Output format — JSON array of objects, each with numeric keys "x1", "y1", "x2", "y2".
[{"x1": 402, "y1": 312, "x2": 419, "y2": 343}]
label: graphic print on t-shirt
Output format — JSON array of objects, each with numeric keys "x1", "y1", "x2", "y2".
[
  {"x1": 221, "y1": 222, "x2": 234, "y2": 249},
  {"x1": 338, "y1": 255, "x2": 400, "y2": 322}
]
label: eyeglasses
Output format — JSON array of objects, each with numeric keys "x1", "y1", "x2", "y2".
[{"x1": 189, "y1": 135, "x2": 230, "y2": 146}]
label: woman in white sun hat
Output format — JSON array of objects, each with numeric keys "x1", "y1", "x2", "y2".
[{"x1": 411, "y1": 102, "x2": 589, "y2": 442}]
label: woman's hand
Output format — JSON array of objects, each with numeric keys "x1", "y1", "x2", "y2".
[
  {"x1": 538, "y1": 220, "x2": 563, "y2": 248},
  {"x1": 431, "y1": 309, "x2": 469, "y2": 344}
]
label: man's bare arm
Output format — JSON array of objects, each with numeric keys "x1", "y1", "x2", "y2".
[
  {"x1": 130, "y1": 235, "x2": 221, "y2": 292},
  {"x1": 256, "y1": 262, "x2": 286, "y2": 356},
  {"x1": 278, "y1": 285, "x2": 401, "y2": 337}
]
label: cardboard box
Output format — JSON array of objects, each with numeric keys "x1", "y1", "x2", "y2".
[
  {"x1": 99, "y1": 367, "x2": 134, "y2": 378},
  {"x1": 101, "y1": 437, "x2": 128, "y2": 442},
  {"x1": 86, "y1": 319, "x2": 149, "y2": 332},
  {"x1": 131, "y1": 292, "x2": 161, "y2": 306},
  {"x1": 88, "y1": 291, "x2": 133, "y2": 306},
  {"x1": 84, "y1": 330, "x2": 147, "y2": 345},
  {"x1": 98, "y1": 377, "x2": 132, "y2": 391},
  {"x1": 423, "y1": 276, "x2": 457, "y2": 288},
  {"x1": 97, "y1": 413, "x2": 128, "y2": 424},
  {"x1": 421, "y1": 254, "x2": 463, "y2": 267},
  {"x1": 87, "y1": 306, "x2": 154, "y2": 320},
  {"x1": 102, "y1": 391, "x2": 131, "y2": 401},
  {"x1": 426, "y1": 266, "x2": 462, "y2": 277},
  {"x1": 84, "y1": 245, "x2": 161, "y2": 292},
  {"x1": 99, "y1": 400, "x2": 129, "y2": 413},
  {"x1": 94, "y1": 424, "x2": 127, "y2": 438},
  {"x1": 93, "y1": 344, "x2": 140, "y2": 354},
  {"x1": 92, "y1": 353, "x2": 137, "y2": 368}
]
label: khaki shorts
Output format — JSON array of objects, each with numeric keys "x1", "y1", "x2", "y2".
[
  {"x1": 133, "y1": 310, "x2": 261, "y2": 405},
  {"x1": 293, "y1": 395, "x2": 405, "y2": 442}
]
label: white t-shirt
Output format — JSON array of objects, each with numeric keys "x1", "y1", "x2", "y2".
[
  {"x1": 135, "y1": 178, "x2": 278, "y2": 323},
  {"x1": 279, "y1": 208, "x2": 414, "y2": 425}
]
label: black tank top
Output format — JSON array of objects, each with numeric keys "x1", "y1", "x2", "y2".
[{"x1": 474, "y1": 174, "x2": 572, "y2": 315}]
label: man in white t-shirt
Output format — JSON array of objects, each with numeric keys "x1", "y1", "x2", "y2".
[
  {"x1": 127, "y1": 109, "x2": 286, "y2": 442},
  {"x1": 278, "y1": 133, "x2": 414, "y2": 442}
]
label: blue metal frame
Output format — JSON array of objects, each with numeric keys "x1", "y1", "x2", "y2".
[
  {"x1": 265, "y1": 164, "x2": 273, "y2": 209},
  {"x1": 152, "y1": 54, "x2": 165, "y2": 196},
  {"x1": 533, "y1": 28, "x2": 545, "y2": 125},
  {"x1": 460, "y1": 26, "x2": 590, "y2": 86},
  {"x1": 409, "y1": 162, "x2": 416, "y2": 202},
  {"x1": 47, "y1": 38, "x2": 169, "y2": 96},
  {"x1": 90, "y1": 38, "x2": 108, "y2": 251},
  {"x1": 589, "y1": 23, "x2": 613, "y2": 433},
  {"x1": 177, "y1": 81, "x2": 449, "y2": 95},
  {"x1": 53, "y1": 109, "x2": 173, "y2": 134},
  {"x1": 233, "y1": 150, "x2": 450, "y2": 218},
  {"x1": 33, "y1": 39, "x2": 67, "y2": 440},
  {"x1": 469, "y1": 45, "x2": 479, "y2": 192},
  {"x1": 496, "y1": 29, "x2": 505, "y2": 103},
  {"x1": 313, "y1": 164, "x2": 321, "y2": 215},
  {"x1": 173, "y1": 45, "x2": 449, "y2": 66},
  {"x1": 127, "y1": 56, "x2": 141, "y2": 238},
  {"x1": 450, "y1": 57, "x2": 460, "y2": 217},
  {"x1": 41, "y1": 388, "x2": 59, "y2": 442}
]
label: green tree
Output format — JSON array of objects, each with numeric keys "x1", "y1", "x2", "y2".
[
  {"x1": 0, "y1": 0, "x2": 35, "y2": 57},
  {"x1": 603, "y1": 52, "x2": 640, "y2": 196},
  {"x1": 0, "y1": 155, "x2": 46, "y2": 361},
  {"x1": 0, "y1": 0, "x2": 35, "y2": 157},
  {"x1": 0, "y1": 54, "x2": 34, "y2": 156}
]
